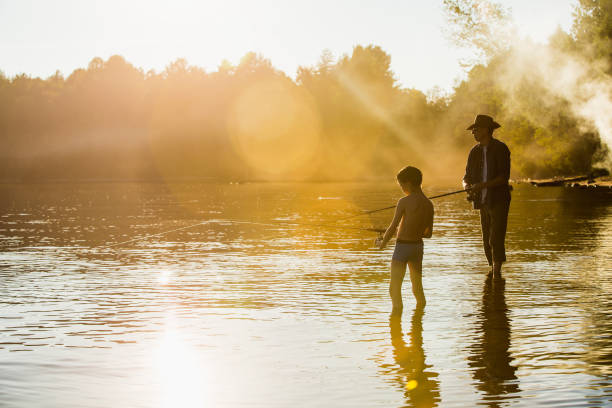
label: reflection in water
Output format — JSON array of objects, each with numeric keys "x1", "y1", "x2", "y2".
[
  {"x1": 468, "y1": 276, "x2": 520, "y2": 405},
  {"x1": 1, "y1": 183, "x2": 611, "y2": 406},
  {"x1": 389, "y1": 307, "x2": 440, "y2": 408}
]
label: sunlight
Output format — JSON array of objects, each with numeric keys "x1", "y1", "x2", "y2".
[
  {"x1": 227, "y1": 78, "x2": 321, "y2": 179},
  {"x1": 157, "y1": 330, "x2": 211, "y2": 408},
  {"x1": 157, "y1": 270, "x2": 173, "y2": 285},
  {"x1": 405, "y1": 379, "x2": 418, "y2": 390},
  {"x1": 330, "y1": 69, "x2": 450, "y2": 181},
  {"x1": 335, "y1": 70, "x2": 429, "y2": 158}
]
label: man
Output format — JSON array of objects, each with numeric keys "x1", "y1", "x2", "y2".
[{"x1": 463, "y1": 114, "x2": 511, "y2": 279}]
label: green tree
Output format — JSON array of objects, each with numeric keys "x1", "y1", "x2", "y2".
[
  {"x1": 442, "y1": 0, "x2": 512, "y2": 66},
  {"x1": 572, "y1": 0, "x2": 612, "y2": 64}
]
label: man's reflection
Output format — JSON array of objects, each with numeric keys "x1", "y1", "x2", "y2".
[
  {"x1": 389, "y1": 306, "x2": 440, "y2": 407},
  {"x1": 468, "y1": 277, "x2": 520, "y2": 405}
]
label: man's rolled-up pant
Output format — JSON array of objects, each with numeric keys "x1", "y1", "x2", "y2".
[{"x1": 479, "y1": 200, "x2": 510, "y2": 265}]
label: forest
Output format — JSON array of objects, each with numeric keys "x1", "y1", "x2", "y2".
[{"x1": 1, "y1": 0, "x2": 610, "y2": 183}]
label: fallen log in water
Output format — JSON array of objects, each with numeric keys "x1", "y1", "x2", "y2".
[
  {"x1": 567, "y1": 176, "x2": 612, "y2": 190},
  {"x1": 525, "y1": 169, "x2": 610, "y2": 188},
  {"x1": 528, "y1": 175, "x2": 590, "y2": 187}
]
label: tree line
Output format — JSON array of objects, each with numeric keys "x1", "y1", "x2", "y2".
[{"x1": 1, "y1": 0, "x2": 609, "y2": 182}]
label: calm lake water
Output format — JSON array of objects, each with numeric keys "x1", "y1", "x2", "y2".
[{"x1": 0, "y1": 182, "x2": 611, "y2": 408}]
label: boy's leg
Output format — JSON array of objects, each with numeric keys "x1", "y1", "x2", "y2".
[
  {"x1": 390, "y1": 260, "x2": 407, "y2": 316},
  {"x1": 407, "y1": 260, "x2": 426, "y2": 307}
]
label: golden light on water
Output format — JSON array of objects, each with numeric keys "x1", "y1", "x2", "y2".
[
  {"x1": 405, "y1": 379, "x2": 418, "y2": 391},
  {"x1": 157, "y1": 270, "x2": 173, "y2": 285},
  {"x1": 157, "y1": 330, "x2": 210, "y2": 408},
  {"x1": 227, "y1": 79, "x2": 321, "y2": 179}
]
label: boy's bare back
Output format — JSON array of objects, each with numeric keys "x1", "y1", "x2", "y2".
[{"x1": 396, "y1": 192, "x2": 434, "y2": 241}]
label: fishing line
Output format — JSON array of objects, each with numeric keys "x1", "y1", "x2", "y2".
[
  {"x1": 104, "y1": 219, "x2": 384, "y2": 249},
  {"x1": 104, "y1": 188, "x2": 468, "y2": 248},
  {"x1": 225, "y1": 219, "x2": 385, "y2": 234},
  {"x1": 105, "y1": 221, "x2": 212, "y2": 248},
  {"x1": 338, "y1": 188, "x2": 468, "y2": 221}
]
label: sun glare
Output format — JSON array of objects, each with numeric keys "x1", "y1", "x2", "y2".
[
  {"x1": 227, "y1": 78, "x2": 321, "y2": 179},
  {"x1": 157, "y1": 330, "x2": 211, "y2": 408},
  {"x1": 157, "y1": 270, "x2": 173, "y2": 285}
]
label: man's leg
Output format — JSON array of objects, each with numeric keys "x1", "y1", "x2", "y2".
[
  {"x1": 489, "y1": 200, "x2": 510, "y2": 278},
  {"x1": 390, "y1": 260, "x2": 407, "y2": 316},
  {"x1": 407, "y1": 260, "x2": 426, "y2": 307},
  {"x1": 479, "y1": 207, "x2": 493, "y2": 269}
]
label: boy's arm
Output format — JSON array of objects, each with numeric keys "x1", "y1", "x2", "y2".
[{"x1": 378, "y1": 199, "x2": 404, "y2": 249}]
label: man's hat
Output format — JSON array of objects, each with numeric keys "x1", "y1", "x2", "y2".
[{"x1": 466, "y1": 114, "x2": 501, "y2": 130}]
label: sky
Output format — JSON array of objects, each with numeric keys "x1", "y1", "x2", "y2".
[{"x1": 0, "y1": 0, "x2": 577, "y2": 92}]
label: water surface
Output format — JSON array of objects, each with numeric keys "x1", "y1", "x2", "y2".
[{"x1": 1, "y1": 182, "x2": 611, "y2": 407}]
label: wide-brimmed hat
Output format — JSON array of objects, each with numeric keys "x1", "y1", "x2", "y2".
[{"x1": 466, "y1": 114, "x2": 501, "y2": 130}]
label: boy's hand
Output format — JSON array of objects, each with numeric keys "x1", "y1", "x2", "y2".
[{"x1": 375, "y1": 236, "x2": 384, "y2": 249}]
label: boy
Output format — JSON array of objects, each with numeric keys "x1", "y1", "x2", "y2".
[{"x1": 378, "y1": 166, "x2": 434, "y2": 315}]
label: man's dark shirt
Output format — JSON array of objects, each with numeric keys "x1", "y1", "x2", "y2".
[{"x1": 463, "y1": 138, "x2": 511, "y2": 209}]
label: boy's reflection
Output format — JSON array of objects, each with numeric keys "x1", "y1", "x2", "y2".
[
  {"x1": 468, "y1": 277, "x2": 520, "y2": 404},
  {"x1": 389, "y1": 306, "x2": 440, "y2": 407}
]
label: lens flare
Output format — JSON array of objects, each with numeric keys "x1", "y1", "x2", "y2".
[{"x1": 227, "y1": 79, "x2": 321, "y2": 179}]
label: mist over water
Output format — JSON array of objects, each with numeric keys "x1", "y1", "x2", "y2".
[
  {"x1": 440, "y1": 0, "x2": 612, "y2": 178},
  {"x1": 1, "y1": 182, "x2": 610, "y2": 407},
  {"x1": 500, "y1": 35, "x2": 612, "y2": 165}
]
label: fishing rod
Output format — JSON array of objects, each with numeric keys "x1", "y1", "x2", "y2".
[
  {"x1": 338, "y1": 188, "x2": 469, "y2": 221},
  {"x1": 227, "y1": 220, "x2": 385, "y2": 234},
  {"x1": 104, "y1": 189, "x2": 469, "y2": 248},
  {"x1": 104, "y1": 219, "x2": 385, "y2": 249}
]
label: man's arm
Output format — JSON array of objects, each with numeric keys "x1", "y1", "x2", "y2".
[
  {"x1": 471, "y1": 144, "x2": 510, "y2": 190},
  {"x1": 378, "y1": 199, "x2": 404, "y2": 249},
  {"x1": 497, "y1": 143, "x2": 511, "y2": 184},
  {"x1": 463, "y1": 149, "x2": 477, "y2": 200},
  {"x1": 462, "y1": 149, "x2": 474, "y2": 188},
  {"x1": 423, "y1": 206, "x2": 434, "y2": 238}
]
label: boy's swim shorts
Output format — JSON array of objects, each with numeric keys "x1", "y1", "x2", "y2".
[{"x1": 392, "y1": 240, "x2": 423, "y2": 263}]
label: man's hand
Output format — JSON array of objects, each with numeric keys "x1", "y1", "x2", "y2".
[
  {"x1": 464, "y1": 183, "x2": 475, "y2": 201},
  {"x1": 375, "y1": 236, "x2": 385, "y2": 249},
  {"x1": 466, "y1": 182, "x2": 485, "y2": 201},
  {"x1": 469, "y1": 182, "x2": 486, "y2": 192}
]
